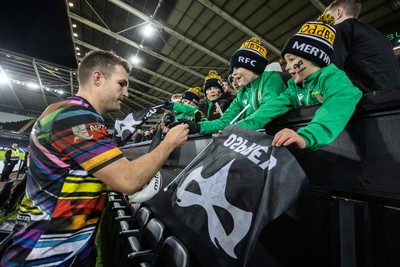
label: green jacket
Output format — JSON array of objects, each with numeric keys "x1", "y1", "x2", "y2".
[
  {"x1": 172, "y1": 102, "x2": 199, "y2": 121},
  {"x1": 262, "y1": 64, "x2": 362, "y2": 150},
  {"x1": 198, "y1": 71, "x2": 286, "y2": 134}
]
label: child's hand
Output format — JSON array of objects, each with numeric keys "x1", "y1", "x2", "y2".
[
  {"x1": 194, "y1": 110, "x2": 204, "y2": 122},
  {"x1": 163, "y1": 113, "x2": 175, "y2": 127},
  {"x1": 163, "y1": 99, "x2": 174, "y2": 110},
  {"x1": 212, "y1": 130, "x2": 223, "y2": 138},
  {"x1": 272, "y1": 128, "x2": 306, "y2": 149},
  {"x1": 169, "y1": 119, "x2": 200, "y2": 135}
]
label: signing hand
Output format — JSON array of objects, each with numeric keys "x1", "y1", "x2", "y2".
[
  {"x1": 169, "y1": 119, "x2": 200, "y2": 135},
  {"x1": 164, "y1": 123, "x2": 189, "y2": 148}
]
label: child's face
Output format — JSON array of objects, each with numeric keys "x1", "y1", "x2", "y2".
[
  {"x1": 232, "y1": 67, "x2": 258, "y2": 87},
  {"x1": 230, "y1": 77, "x2": 241, "y2": 91},
  {"x1": 222, "y1": 82, "x2": 229, "y2": 93},
  {"x1": 181, "y1": 98, "x2": 197, "y2": 106},
  {"x1": 284, "y1": 53, "x2": 320, "y2": 84},
  {"x1": 206, "y1": 86, "x2": 222, "y2": 101}
]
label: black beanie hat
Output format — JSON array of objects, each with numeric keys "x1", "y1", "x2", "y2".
[
  {"x1": 281, "y1": 14, "x2": 336, "y2": 67},
  {"x1": 228, "y1": 72, "x2": 233, "y2": 84},
  {"x1": 230, "y1": 37, "x2": 269, "y2": 75},
  {"x1": 203, "y1": 70, "x2": 223, "y2": 92},
  {"x1": 181, "y1": 87, "x2": 201, "y2": 105}
]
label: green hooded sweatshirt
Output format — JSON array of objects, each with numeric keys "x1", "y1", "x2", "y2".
[
  {"x1": 262, "y1": 64, "x2": 362, "y2": 150},
  {"x1": 172, "y1": 102, "x2": 199, "y2": 121},
  {"x1": 198, "y1": 71, "x2": 286, "y2": 134}
]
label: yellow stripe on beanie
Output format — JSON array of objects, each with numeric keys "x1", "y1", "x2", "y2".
[{"x1": 240, "y1": 37, "x2": 267, "y2": 58}]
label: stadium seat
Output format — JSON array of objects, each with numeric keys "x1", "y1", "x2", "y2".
[
  {"x1": 0, "y1": 221, "x2": 15, "y2": 258},
  {"x1": 0, "y1": 181, "x2": 14, "y2": 215},
  {"x1": 118, "y1": 206, "x2": 151, "y2": 238},
  {"x1": 4, "y1": 174, "x2": 27, "y2": 215},
  {"x1": 114, "y1": 207, "x2": 152, "y2": 267},
  {"x1": 154, "y1": 236, "x2": 190, "y2": 267},
  {"x1": 106, "y1": 194, "x2": 127, "y2": 237},
  {"x1": 128, "y1": 202, "x2": 141, "y2": 218},
  {"x1": 105, "y1": 192, "x2": 124, "y2": 226},
  {"x1": 126, "y1": 218, "x2": 166, "y2": 266},
  {"x1": 136, "y1": 236, "x2": 190, "y2": 267},
  {"x1": 116, "y1": 202, "x2": 140, "y2": 219}
]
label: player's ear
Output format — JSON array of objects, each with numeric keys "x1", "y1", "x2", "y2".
[
  {"x1": 93, "y1": 71, "x2": 103, "y2": 86},
  {"x1": 337, "y1": 7, "x2": 344, "y2": 19}
]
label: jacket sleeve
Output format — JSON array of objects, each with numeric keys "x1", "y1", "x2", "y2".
[
  {"x1": 198, "y1": 96, "x2": 244, "y2": 135},
  {"x1": 297, "y1": 70, "x2": 362, "y2": 150},
  {"x1": 172, "y1": 102, "x2": 199, "y2": 115},
  {"x1": 259, "y1": 89, "x2": 295, "y2": 127},
  {"x1": 236, "y1": 72, "x2": 287, "y2": 129}
]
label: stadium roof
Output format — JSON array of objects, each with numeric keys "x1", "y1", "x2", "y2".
[{"x1": 0, "y1": 0, "x2": 398, "y2": 129}]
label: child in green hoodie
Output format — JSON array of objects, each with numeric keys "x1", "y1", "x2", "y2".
[
  {"x1": 171, "y1": 37, "x2": 287, "y2": 134},
  {"x1": 174, "y1": 15, "x2": 362, "y2": 150},
  {"x1": 266, "y1": 14, "x2": 362, "y2": 150},
  {"x1": 164, "y1": 87, "x2": 204, "y2": 122}
]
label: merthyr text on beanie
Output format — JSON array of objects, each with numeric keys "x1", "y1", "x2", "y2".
[{"x1": 281, "y1": 14, "x2": 336, "y2": 67}]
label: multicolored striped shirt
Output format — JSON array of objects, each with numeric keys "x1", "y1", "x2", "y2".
[{"x1": 1, "y1": 96, "x2": 124, "y2": 266}]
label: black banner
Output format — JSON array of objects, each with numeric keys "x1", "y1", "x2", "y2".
[
  {"x1": 169, "y1": 125, "x2": 308, "y2": 267},
  {"x1": 113, "y1": 104, "x2": 163, "y2": 147}
]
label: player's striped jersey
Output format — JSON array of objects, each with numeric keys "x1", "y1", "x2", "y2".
[{"x1": 1, "y1": 96, "x2": 124, "y2": 266}]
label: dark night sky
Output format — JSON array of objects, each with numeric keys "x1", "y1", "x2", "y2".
[{"x1": 0, "y1": 0, "x2": 77, "y2": 69}]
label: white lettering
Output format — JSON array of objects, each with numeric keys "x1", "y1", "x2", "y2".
[
  {"x1": 259, "y1": 154, "x2": 277, "y2": 170},
  {"x1": 145, "y1": 108, "x2": 158, "y2": 120},
  {"x1": 304, "y1": 44, "x2": 312, "y2": 53},
  {"x1": 223, "y1": 134, "x2": 276, "y2": 170},
  {"x1": 238, "y1": 56, "x2": 246, "y2": 63},
  {"x1": 293, "y1": 41, "x2": 306, "y2": 50},
  {"x1": 310, "y1": 46, "x2": 319, "y2": 56},
  {"x1": 240, "y1": 144, "x2": 261, "y2": 156},
  {"x1": 16, "y1": 214, "x2": 31, "y2": 227},
  {"x1": 248, "y1": 146, "x2": 267, "y2": 165},
  {"x1": 230, "y1": 137, "x2": 244, "y2": 150},
  {"x1": 317, "y1": 50, "x2": 330, "y2": 64},
  {"x1": 224, "y1": 134, "x2": 237, "y2": 146},
  {"x1": 387, "y1": 32, "x2": 400, "y2": 41},
  {"x1": 233, "y1": 139, "x2": 249, "y2": 153},
  {"x1": 90, "y1": 124, "x2": 107, "y2": 131},
  {"x1": 238, "y1": 56, "x2": 257, "y2": 66},
  {"x1": 292, "y1": 41, "x2": 331, "y2": 64},
  {"x1": 17, "y1": 215, "x2": 30, "y2": 221}
]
